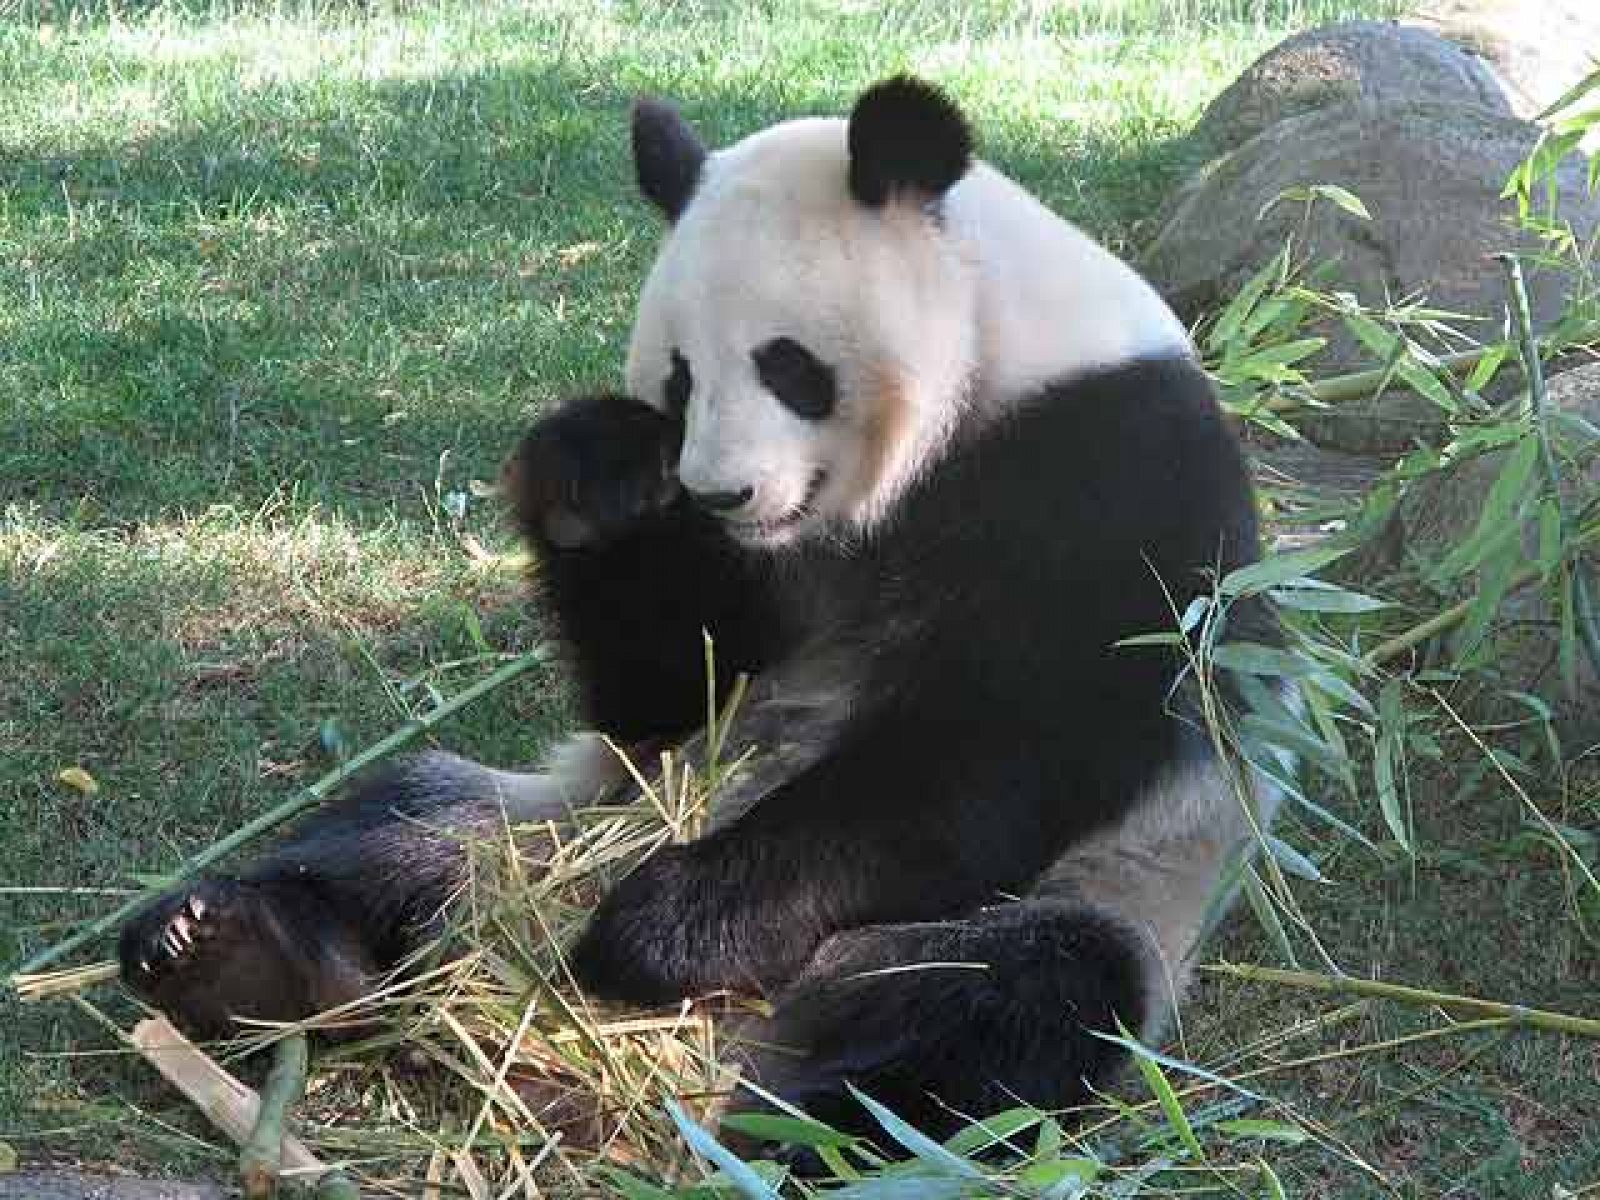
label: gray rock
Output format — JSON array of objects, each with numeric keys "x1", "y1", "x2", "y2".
[
  {"x1": 1144, "y1": 102, "x2": 1600, "y2": 453},
  {"x1": 0, "y1": 1173, "x2": 226, "y2": 1200},
  {"x1": 1407, "y1": 0, "x2": 1600, "y2": 120},
  {"x1": 1193, "y1": 21, "x2": 1509, "y2": 156},
  {"x1": 1383, "y1": 361, "x2": 1600, "y2": 749}
]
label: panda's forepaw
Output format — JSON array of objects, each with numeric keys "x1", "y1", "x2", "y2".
[
  {"x1": 568, "y1": 844, "x2": 713, "y2": 1004},
  {"x1": 503, "y1": 393, "x2": 682, "y2": 549},
  {"x1": 118, "y1": 879, "x2": 240, "y2": 991},
  {"x1": 570, "y1": 842, "x2": 803, "y2": 1005}
]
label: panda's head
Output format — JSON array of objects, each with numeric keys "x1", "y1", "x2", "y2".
[{"x1": 625, "y1": 78, "x2": 980, "y2": 548}]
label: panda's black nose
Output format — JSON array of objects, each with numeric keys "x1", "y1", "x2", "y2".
[{"x1": 687, "y1": 485, "x2": 754, "y2": 512}]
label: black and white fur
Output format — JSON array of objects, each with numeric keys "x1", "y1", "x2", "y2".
[{"x1": 120, "y1": 78, "x2": 1278, "y2": 1140}]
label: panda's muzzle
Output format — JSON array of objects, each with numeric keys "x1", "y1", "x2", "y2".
[
  {"x1": 719, "y1": 469, "x2": 828, "y2": 538},
  {"x1": 686, "y1": 485, "x2": 755, "y2": 513}
]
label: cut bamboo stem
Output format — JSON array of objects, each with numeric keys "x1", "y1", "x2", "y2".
[
  {"x1": 1257, "y1": 319, "x2": 1599, "y2": 416},
  {"x1": 1261, "y1": 345, "x2": 1489, "y2": 415},
  {"x1": 130, "y1": 1018, "x2": 328, "y2": 1175},
  {"x1": 1204, "y1": 963, "x2": 1600, "y2": 1038},
  {"x1": 241, "y1": 1033, "x2": 309, "y2": 1199},
  {"x1": 13, "y1": 648, "x2": 547, "y2": 979}
]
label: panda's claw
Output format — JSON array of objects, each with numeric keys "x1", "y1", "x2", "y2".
[{"x1": 120, "y1": 879, "x2": 239, "y2": 984}]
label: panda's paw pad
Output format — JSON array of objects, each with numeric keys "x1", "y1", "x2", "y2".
[{"x1": 120, "y1": 881, "x2": 240, "y2": 985}]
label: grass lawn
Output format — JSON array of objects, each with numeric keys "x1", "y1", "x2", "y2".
[{"x1": 6, "y1": 0, "x2": 1598, "y2": 1194}]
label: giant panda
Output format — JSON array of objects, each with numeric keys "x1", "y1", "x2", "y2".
[{"x1": 118, "y1": 77, "x2": 1279, "y2": 1139}]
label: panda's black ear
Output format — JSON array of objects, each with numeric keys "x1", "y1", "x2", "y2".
[
  {"x1": 847, "y1": 76, "x2": 972, "y2": 209},
  {"x1": 632, "y1": 97, "x2": 707, "y2": 222}
]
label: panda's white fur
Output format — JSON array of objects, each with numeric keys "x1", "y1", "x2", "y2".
[{"x1": 626, "y1": 117, "x2": 1189, "y2": 543}]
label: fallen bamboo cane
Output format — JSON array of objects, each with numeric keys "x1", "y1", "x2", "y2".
[
  {"x1": 1204, "y1": 963, "x2": 1600, "y2": 1039},
  {"x1": 130, "y1": 1019, "x2": 328, "y2": 1177}
]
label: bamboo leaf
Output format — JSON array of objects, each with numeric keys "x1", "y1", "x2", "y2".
[
  {"x1": 1304, "y1": 668, "x2": 1376, "y2": 720},
  {"x1": 1243, "y1": 866, "x2": 1298, "y2": 966},
  {"x1": 720, "y1": 1113, "x2": 857, "y2": 1150},
  {"x1": 1220, "y1": 544, "x2": 1352, "y2": 597},
  {"x1": 1269, "y1": 582, "x2": 1390, "y2": 614},
  {"x1": 1453, "y1": 540, "x2": 1519, "y2": 659},
  {"x1": 1307, "y1": 183, "x2": 1371, "y2": 220},
  {"x1": 1221, "y1": 339, "x2": 1327, "y2": 383},
  {"x1": 1122, "y1": 1025, "x2": 1206, "y2": 1159},
  {"x1": 1257, "y1": 1159, "x2": 1290, "y2": 1200},
  {"x1": 1265, "y1": 834, "x2": 1325, "y2": 883},
  {"x1": 666, "y1": 1100, "x2": 783, "y2": 1200},
  {"x1": 847, "y1": 1086, "x2": 985, "y2": 1179},
  {"x1": 1211, "y1": 643, "x2": 1312, "y2": 678},
  {"x1": 1115, "y1": 632, "x2": 1186, "y2": 648},
  {"x1": 1465, "y1": 342, "x2": 1510, "y2": 393},
  {"x1": 1535, "y1": 67, "x2": 1600, "y2": 122},
  {"x1": 1374, "y1": 681, "x2": 1411, "y2": 852},
  {"x1": 1432, "y1": 435, "x2": 1538, "y2": 581},
  {"x1": 1239, "y1": 714, "x2": 1354, "y2": 788},
  {"x1": 1538, "y1": 496, "x2": 1563, "y2": 579},
  {"x1": 1342, "y1": 310, "x2": 1400, "y2": 360},
  {"x1": 1019, "y1": 1157, "x2": 1101, "y2": 1197},
  {"x1": 1396, "y1": 357, "x2": 1458, "y2": 414},
  {"x1": 1240, "y1": 739, "x2": 1375, "y2": 847},
  {"x1": 1208, "y1": 247, "x2": 1286, "y2": 355},
  {"x1": 1217, "y1": 1119, "x2": 1309, "y2": 1145},
  {"x1": 943, "y1": 1107, "x2": 1042, "y2": 1156}
]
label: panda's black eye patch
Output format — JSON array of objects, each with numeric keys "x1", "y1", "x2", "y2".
[
  {"x1": 664, "y1": 349, "x2": 692, "y2": 419},
  {"x1": 753, "y1": 337, "x2": 837, "y2": 420}
]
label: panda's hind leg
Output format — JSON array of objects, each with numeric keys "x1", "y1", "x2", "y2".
[
  {"x1": 733, "y1": 900, "x2": 1150, "y2": 1141},
  {"x1": 119, "y1": 877, "x2": 377, "y2": 1041},
  {"x1": 117, "y1": 746, "x2": 625, "y2": 1040},
  {"x1": 735, "y1": 754, "x2": 1266, "y2": 1145}
]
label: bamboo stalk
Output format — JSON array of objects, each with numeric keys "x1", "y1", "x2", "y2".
[
  {"x1": 1258, "y1": 319, "x2": 1600, "y2": 416},
  {"x1": 241, "y1": 1033, "x2": 309, "y2": 1199},
  {"x1": 1261, "y1": 345, "x2": 1490, "y2": 414},
  {"x1": 1499, "y1": 252, "x2": 1600, "y2": 678},
  {"x1": 1204, "y1": 963, "x2": 1600, "y2": 1038},
  {"x1": 12, "y1": 648, "x2": 547, "y2": 979}
]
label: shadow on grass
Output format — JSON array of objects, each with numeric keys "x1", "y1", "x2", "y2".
[{"x1": 2, "y1": 48, "x2": 1194, "y2": 523}]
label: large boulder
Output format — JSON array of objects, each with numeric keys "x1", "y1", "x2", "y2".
[
  {"x1": 1143, "y1": 102, "x2": 1600, "y2": 453},
  {"x1": 1379, "y1": 362, "x2": 1600, "y2": 750},
  {"x1": 1407, "y1": 0, "x2": 1600, "y2": 120},
  {"x1": 0, "y1": 1174, "x2": 226, "y2": 1200},
  {"x1": 1192, "y1": 21, "x2": 1509, "y2": 156}
]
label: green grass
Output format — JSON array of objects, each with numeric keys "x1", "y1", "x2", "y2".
[{"x1": 13, "y1": 0, "x2": 1598, "y2": 1194}]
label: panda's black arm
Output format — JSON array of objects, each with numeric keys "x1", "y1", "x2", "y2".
[
  {"x1": 533, "y1": 502, "x2": 783, "y2": 743},
  {"x1": 504, "y1": 394, "x2": 786, "y2": 744},
  {"x1": 568, "y1": 690, "x2": 1164, "y2": 1004}
]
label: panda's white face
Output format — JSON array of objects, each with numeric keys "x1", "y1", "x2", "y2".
[{"x1": 625, "y1": 111, "x2": 978, "y2": 548}]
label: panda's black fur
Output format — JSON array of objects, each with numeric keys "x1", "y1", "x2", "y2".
[{"x1": 119, "y1": 79, "x2": 1274, "y2": 1143}]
